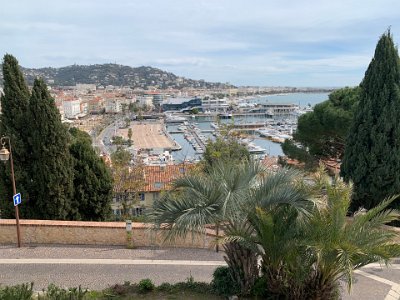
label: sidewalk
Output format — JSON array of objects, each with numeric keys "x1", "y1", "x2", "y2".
[
  {"x1": 0, "y1": 244, "x2": 224, "y2": 260},
  {"x1": 0, "y1": 245, "x2": 398, "y2": 299}
]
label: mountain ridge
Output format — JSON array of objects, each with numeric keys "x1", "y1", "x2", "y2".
[{"x1": 0, "y1": 63, "x2": 234, "y2": 90}]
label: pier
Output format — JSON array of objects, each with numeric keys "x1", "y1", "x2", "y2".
[
  {"x1": 186, "y1": 126, "x2": 207, "y2": 152},
  {"x1": 169, "y1": 129, "x2": 214, "y2": 134}
]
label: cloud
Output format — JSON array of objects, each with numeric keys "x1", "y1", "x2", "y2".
[
  {"x1": 152, "y1": 57, "x2": 210, "y2": 67},
  {"x1": 0, "y1": 0, "x2": 400, "y2": 86}
]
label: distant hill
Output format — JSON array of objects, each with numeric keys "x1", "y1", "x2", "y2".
[{"x1": 0, "y1": 63, "x2": 234, "y2": 89}]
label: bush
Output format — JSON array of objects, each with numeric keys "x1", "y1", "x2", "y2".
[
  {"x1": 211, "y1": 266, "x2": 240, "y2": 296},
  {"x1": 173, "y1": 275, "x2": 214, "y2": 294},
  {"x1": 138, "y1": 279, "x2": 155, "y2": 293},
  {"x1": 0, "y1": 282, "x2": 33, "y2": 300},
  {"x1": 156, "y1": 282, "x2": 173, "y2": 292},
  {"x1": 107, "y1": 283, "x2": 132, "y2": 296},
  {"x1": 38, "y1": 284, "x2": 88, "y2": 300}
]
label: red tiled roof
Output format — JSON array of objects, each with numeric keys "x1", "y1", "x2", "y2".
[
  {"x1": 142, "y1": 164, "x2": 194, "y2": 192},
  {"x1": 261, "y1": 156, "x2": 280, "y2": 170}
]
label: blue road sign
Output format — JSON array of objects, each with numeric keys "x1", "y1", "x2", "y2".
[{"x1": 13, "y1": 193, "x2": 21, "y2": 206}]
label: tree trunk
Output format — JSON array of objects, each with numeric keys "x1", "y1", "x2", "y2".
[{"x1": 223, "y1": 242, "x2": 259, "y2": 295}]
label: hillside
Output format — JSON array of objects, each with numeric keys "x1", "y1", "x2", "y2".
[{"x1": 0, "y1": 63, "x2": 234, "y2": 89}]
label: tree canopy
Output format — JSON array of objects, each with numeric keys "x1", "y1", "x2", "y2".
[
  {"x1": 110, "y1": 148, "x2": 145, "y2": 220},
  {"x1": 0, "y1": 54, "x2": 31, "y2": 218},
  {"x1": 69, "y1": 128, "x2": 113, "y2": 221},
  {"x1": 28, "y1": 78, "x2": 74, "y2": 219},
  {"x1": 0, "y1": 54, "x2": 114, "y2": 220},
  {"x1": 282, "y1": 87, "x2": 359, "y2": 166},
  {"x1": 341, "y1": 31, "x2": 400, "y2": 210},
  {"x1": 203, "y1": 126, "x2": 250, "y2": 171}
]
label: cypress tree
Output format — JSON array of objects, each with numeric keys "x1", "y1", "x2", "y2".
[
  {"x1": 28, "y1": 78, "x2": 74, "y2": 219},
  {"x1": 341, "y1": 31, "x2": 400, "y2": 210},
  {"x1": 69, "y1": 127, "x2": 113, "y2": 221},
  {"x1": 0, "y1": 54, "x2": 31, "y2": 218}
]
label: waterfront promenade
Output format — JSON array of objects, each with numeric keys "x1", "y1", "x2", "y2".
[{"x1": 0, "y1": 245, "x2": 398, "y2": 299}]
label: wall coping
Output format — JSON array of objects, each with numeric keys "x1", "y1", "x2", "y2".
[{"x1": 0, "y1": 219, "x2": 218, "y2": 236}]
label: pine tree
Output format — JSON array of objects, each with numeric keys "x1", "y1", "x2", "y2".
[
  {"x1": 341, "y1": 31, "x2": 400, "y2": 210},
  {"x1": 69, "y1": 127, "x2": 113, "y2": 221},
  {"x1": 0, "y1": 54, "x2": 31, "y2": 218},
  {"x1": 28, "y1": 78, "x2": 74, "y2": 219}
]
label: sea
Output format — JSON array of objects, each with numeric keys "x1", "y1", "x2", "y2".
[
  {"x1": 168, "y1": 92, "x2": 330, "y2": 162},
  {"x1": 249, "y1": 92, "x2": 330, "y2": 108}
]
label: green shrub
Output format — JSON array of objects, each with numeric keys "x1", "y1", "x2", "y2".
[
  {"x1": 156, "y1": 282, "x2": 173, "y2": 292},
  {"x1": 211, "y1": 266, "x2": 240, "y2": 296},
  {"x1": 0, "y1": 282, "x2": 33, "y2": 300},
  {"x1": 138, "y1": 279, "x2": 154, "y2": 293},
  {"x1": 172, "y1": 275, "x2": 214, "y2": 294},
  {"x1": 107, "y1": 283, "x2": 131, "y2": 296},
  {"x1": 38, "y1": 284, "x2": 88, "y2": 300}
]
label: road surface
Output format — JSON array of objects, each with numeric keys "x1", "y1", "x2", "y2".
[{"x1": 0, "y1": 245, "x2": 398, "y2": 299}]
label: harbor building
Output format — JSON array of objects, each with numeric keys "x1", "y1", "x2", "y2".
[
  {"x1": 249, "y1": 103, "x2": 298, "y2": 117},
  {"x1": 162, "y1": 97, "x2": 201, "y2": 111},
  {"x1": 201, "y1": 98, "x2": 229, "y2": 112}
]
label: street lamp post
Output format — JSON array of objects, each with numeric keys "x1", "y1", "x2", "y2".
[{"x1": 0, "y1": 136, "x2": 22, "y2": 247}]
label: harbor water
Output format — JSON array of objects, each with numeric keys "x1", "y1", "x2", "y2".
[
  {"x1": 250, "y1": 92, "x2": 330, "y2": 107},
  {"x1": 168, "y1": 92, "x2": 330, "y2": 162}
]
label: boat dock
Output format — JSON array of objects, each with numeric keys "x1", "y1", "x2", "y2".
[
  {"x1": 233, "y1": 123, "x2": 266, "y2": 129},
  {"x1": 187, "y1": 126, "x2": 206, "y2": 152},
  {"x1": 169, "y1": 129, "x2": 214, "y2": 134}
]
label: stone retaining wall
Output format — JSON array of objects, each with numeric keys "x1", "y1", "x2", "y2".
[
  {"x1": 0, "y1": 219, "x2": 217, "y2": 249},
  {"x1": 1, "y1": 219, "x2": 398, "y2": 248}
]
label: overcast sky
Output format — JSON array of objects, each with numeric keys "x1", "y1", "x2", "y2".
[{"x1": 1, "y1": 0, "x2": 400, "y2": 87}]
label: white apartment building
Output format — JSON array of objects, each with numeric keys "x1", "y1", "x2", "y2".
[
  {"x1": 137, "y1": 95, "x2": 154, "y2": 108},
  {"x1": 63, "y1": 99, "x2": 81, "y2": 119},
  {"x1": 105, "y1": 98, "x2": 123, "y2": 113}
]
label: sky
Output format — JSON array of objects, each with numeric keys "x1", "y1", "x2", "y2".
[{"x1": 1, "y1": 0, "x2": 400, "y2": 87}]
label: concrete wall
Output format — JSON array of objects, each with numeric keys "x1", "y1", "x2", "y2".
[{"x1": 0, "y1": 219, "x2": 217, "y2": 249}]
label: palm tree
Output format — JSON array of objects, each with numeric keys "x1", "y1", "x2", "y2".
[
  {"x1": 150, "y1": 160, "x2": 314, "y2": 295},
  {"x1": 233, "y1": 170, "x2": 400, "y2": 299},
  {"x1": 300, "y1": 176, "x2": 400, "y2": 299}
]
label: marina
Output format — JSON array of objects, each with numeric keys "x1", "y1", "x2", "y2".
[{"x1": 105, "y1": 92, "x2": 330, "y2": 164}]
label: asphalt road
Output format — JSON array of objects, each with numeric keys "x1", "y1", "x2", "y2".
[
  {"x1": 0, "y1": 245, "x2": 398, "y2": 299},
  {"x1": 0, "y1": 245, "x2": 224, "y2": 291},
  {"x1": 94, "y1": 120, "x2": 118, "y2": 156}
]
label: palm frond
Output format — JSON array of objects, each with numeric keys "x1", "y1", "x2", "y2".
[{"x1": 352, "y1": 195, "x2": 400, "y2": 227}]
